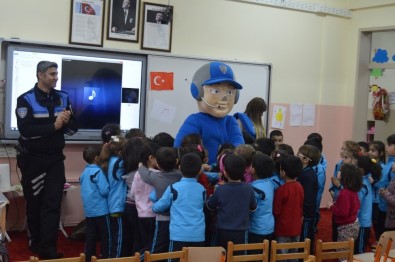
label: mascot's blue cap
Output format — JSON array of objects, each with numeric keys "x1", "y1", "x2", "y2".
[{"x1": 192, "y1": 61, "x2": 243, "y2": 90}]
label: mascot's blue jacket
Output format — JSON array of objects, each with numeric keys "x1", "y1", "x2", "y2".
[{"x1": 174, "y1": 112, "x2": 244, "y2": 164}]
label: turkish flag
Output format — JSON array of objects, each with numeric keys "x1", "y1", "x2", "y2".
[
  {"x1": 150, "y1": 72, "x2": 174, "y2": 91},
  {"x1": 81, "y1": 3, "x2": 96, "y2": 15}
]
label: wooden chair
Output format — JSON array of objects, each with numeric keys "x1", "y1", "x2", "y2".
[
  {"x1": 91, "y1": 252, "x2": 140, "y2": 262},
  {"x1": 227, "y1": 240, "x2": 269, "y2": 262},
  {"x1": 144, "y1": 247, "x2": 188, "y2": 262},
  {"x1": 314, "y1": 238, "x2": 354, "y2": 262},
  {"x1": 29, "y1": 253, "x2": 86, "y2": 262},
  {"x1": 270, "y1": 238, "x2": 312, "y2": 262},
  {"x1": 354, "y1": 232, "x2": 395, "y2": 262},
  {"x1": 186, "y1": 246, "x2": 226, "y2": 262}
]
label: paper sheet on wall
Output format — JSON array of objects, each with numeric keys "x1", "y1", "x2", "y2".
[
  {"x1": 271, "y1": 105, "x2": 286, "y2": 129},
  {"x1": 289, "y1": 104, "x2": 302, "y2": 126},
  {"x1": 302, "y1": 104, "x2": 315, "y2": 126},
  {"x1": 150, "y1": 99, "x2": 176, "y2": 124}
]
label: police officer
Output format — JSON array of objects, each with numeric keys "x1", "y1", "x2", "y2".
[{"x1": 16, "y1": 61, "x2": 78, "y2": 259}]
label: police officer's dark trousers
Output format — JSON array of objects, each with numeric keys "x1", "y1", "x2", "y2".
[{"x1": 21, "y1": 152, "x2": 65, "y2": 255}]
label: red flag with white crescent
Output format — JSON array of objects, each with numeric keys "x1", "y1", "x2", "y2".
[
  {"x1": 82, "y1": 3, "x2": 96, "y2": 15},
  {"x1": 150, "y1": 72, "x2": 174, "y2": 90}
]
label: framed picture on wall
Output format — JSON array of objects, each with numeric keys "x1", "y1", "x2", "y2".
[
  {"x1": 69, "y1": 0, "x2": 105, "y2": 46},
  {"x1": 141, "y1": 2, "x2": 173, "y2": 52},
  {"x1": 107, "y1": 0, "x2": 140, "y2": 42}
]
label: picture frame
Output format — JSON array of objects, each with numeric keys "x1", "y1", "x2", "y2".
[
  {"x1": 107, "y1": 0, "x2": 140, "y2": 42},
  {"x1": 141, "y1": 2, "x2": 173, "y2": 52},
  {"x1": 69, "y1": 0, "x2": 105, "y2": 46}
]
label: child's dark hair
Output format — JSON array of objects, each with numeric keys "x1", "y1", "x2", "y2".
[
  {"x1": 83, "y1": 145, "x2": 101, "y2": 164},
  {"x1": 234, "y1": 144, "x2": 256, "y2": 167},
  {"x1": 180, "y1": 133, "x2": 202, "y2": 148},
  {"x1": 153, "y1": 132, "x2": 175, "y2": 148},
  {"x1": 156, "y1": 147, "x2": 177, "y2": 172},
  {"x1": 357, "y1": 141, "x2": 369, "y2": 154},
  {"x1": 182, "y1": 144, "x2": 206, "y2": 162},
  {"x1": 122, "y1": 137, "x2": 144, "y2": 173},
  {"x1": 125, "y1": 128, "x2": 146, "y2": 140},
  {"x1": 272, "y1": 150, "x2": 289, "y2": 173},
  {"x1": 253, "y1": 137, "x2": 275, "y2": 156},
  {"x1": 140, "y1": 140, "x2": 161, "y2": 167},
  {"x1": 99, "y1": 135, "x2": 126, "y2": 174},
  {"x1": 277, "y1": 143, "x2": 294, "y2": 155},
  {"x1": 101, "y1": 123, "x2": 121, "y2": 143},
  {"x1": 224, "y1": 154, "x2": 246, "y2": 180},
  {"x1": 340, "y1": 163, "x2": 363, "y2": 192},
  {"x1": 387, "y1": 134, "x2": 395, "y2": 146},
  {"x1": 269, "y1": 130, "x2": 283, "y2": 139},
  {"x1": 252, "y1": 151, "x2": 274, "y2": 179},
  {"x1": 307, "y1": 133, "x2": 323, "y2": 143},
  {"x1": 304, "y1": 137, "x2": 323, "y2": 153},
  {"x1": 298, "y1": 145, "x2": 321, "y2": 166},
  {"x1": 217, "y1": 143, "x2": 235, "y2": 157},
  {"x1": 369, "y1": 140, "x2": 386, "y2": 163},
  {"x1": 355, "y1": 155, "x2": 382, "y2": 182},
  {"x1": 180, "y1": 152, "x2": 202, "y2": 178},
  {"x1": 279, "y1": 155, "x2": 302, "y2": 179}
]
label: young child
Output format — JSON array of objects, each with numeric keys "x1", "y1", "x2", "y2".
[
  {"x1": 206, "y1": 154, "x2": 257, "y2": 250},
  {"x1": 296, "y1": 145, "x2": 320, "y2": 253},
  {"x1": 269, "y1": 130, "x2": 283, "y2": 146},
  {"x1": 122, "y1": 137, "x2": 144, "y2": 254},
  {"x1": 137, "y1": 147, "x2": 182, "y2": 254},
  {"x1": 234, "y1": 144, "x2": 256, "y2": 183},
  {"x1": 331, "y1": 163, "x2": 362, "y2": 242},
  {"x1": 270, "y1": 150, "x2": 288, "y2": 190},
  {"x1": 273, "y1": 155, "x2": 304, "y2": 253},
  {"x1": 130, "y1": 140, "x2": 160, "y2": 254},
  {"x1": 377, "y1": 134, "x2": 395, "y2": 234},
  {"x1": 368, "y1": 140, "x2": 385, "y2": 243},
  {"x1": 249, "y1": 152, "x2": 275, "y2": 244},
  {"x1": 99, "y1": 135, "x2": 127, "y2": 258},
  {"x1": 80, "y1": 145, "x2": 110, "y2": 262},
  {"x1": 380, "y1": 164, "x2": 395, "y2": 231},
  {"x1": 253, "y1": 137, "x2": 275, "y2": 157},
  {"x1": 354, "y1": 155, "x2": 378, "y2": 254},
  {"x1": 152, "y1": 152, "x2": 206, "y2": 251},
  {"x1": 358, "y1": 141, "x2": 370, "y2": 156},
  {"x1": 304, "y1": 137, "x2": 326, "y2": 233}
]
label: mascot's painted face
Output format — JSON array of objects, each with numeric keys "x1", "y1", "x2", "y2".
[{"x1": 198, "y1": 82, "x2": 236, "y2": 118}]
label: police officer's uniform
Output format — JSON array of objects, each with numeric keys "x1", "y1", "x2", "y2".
[{"x1": 16, "y1": 83, "x2": 78, "y2": 258}]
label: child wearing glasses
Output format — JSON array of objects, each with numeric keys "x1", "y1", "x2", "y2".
[{"x1": 296, "y1": 145, "x2": 320, "y2": 253}]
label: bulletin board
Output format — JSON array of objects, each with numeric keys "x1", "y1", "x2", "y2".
[{"x1": 145, "y1": 55, "x2": 272, "y2": 138}]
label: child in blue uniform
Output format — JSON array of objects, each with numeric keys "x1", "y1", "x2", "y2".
[
  {"x1": 80, "y1": 145, "x2": 110, "y2": 262},
  {"x1": 100, "y1": 135, "x2": 127, "y2": 258},
  {"x1": 152, "y1": 152, "x2": 206, "y2": 252},
  {"x1": 249, "y1": 152, "x2": 275, "y2": 244}
]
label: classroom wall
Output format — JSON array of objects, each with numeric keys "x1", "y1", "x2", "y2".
[{"x1": 1, "y1": 0, "x2": 395, "y2": 226}]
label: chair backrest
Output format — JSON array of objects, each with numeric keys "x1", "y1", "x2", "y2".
[
  {"x1": 377, "y1": 231, "x2": 395, "y2": 255},
  {"x1": 186, "y1": 246, "x2": 226, "y2": 262},
  {"x1": 374, "y1": 244, "x2": 383, "y2": 262},
  {"x1": 29, "y1": 253, "x2": 86, "y2": 262},
  {"x1": 227, "y1": 240, "x2": 269, "y2": 262},
  {"x1": 91, "y1": 252, "x2": 140, "y2": 262},
  {"x1": 270, "y1": 238, "x2": 311, "y2": 262},
  {"x1": 144, "y1": 248, "x2": 188, "y2": 262},
  {"x1": 314, "y1": 238, "x2": 354, "y2": 262}
]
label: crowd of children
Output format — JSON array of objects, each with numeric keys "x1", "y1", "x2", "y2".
[{"x1": 78, "y1": 123, "x2": 395, "y2": 261}]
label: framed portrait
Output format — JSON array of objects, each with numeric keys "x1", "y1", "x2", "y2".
[
  {"x1": 107, "y1": 0, "x2": 140, "y2": 42},
  {"x1": 69, "y1": 0, "x2": 105, "y2": 46},
  {"x1": 141, "y1": 2, "x2": 173, "y2": 52}
]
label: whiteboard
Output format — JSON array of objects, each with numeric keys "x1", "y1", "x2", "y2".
[{"x1": 145, "y1": 55, "x2": 271, "y2": 138}]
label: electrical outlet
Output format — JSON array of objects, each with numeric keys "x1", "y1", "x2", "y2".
[{"x1": 0, "y1": 146, "x2": 17, "y2": 158}]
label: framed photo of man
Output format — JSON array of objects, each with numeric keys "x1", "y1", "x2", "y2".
[
  {"x1": 108, "y1": 0, "x2": 140, "y2": 42},
  {"x1": 141, "y1": 3, "x2": 173, "y2": 52},
  {"x1": 69, "y1": 0, "x2": 105, "y2": 46}
]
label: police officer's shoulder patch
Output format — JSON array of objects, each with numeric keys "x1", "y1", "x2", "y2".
[{"x1": 17, "y1": 107, "x2": 28, "y2": 118}]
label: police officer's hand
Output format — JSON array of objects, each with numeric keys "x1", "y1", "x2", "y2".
[{"x1": 54, "y1": 110, "x2": 71, "y2": 130}]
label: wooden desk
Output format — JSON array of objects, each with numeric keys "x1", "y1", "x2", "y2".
[{"x1": 0, "y1": 192, "x2": 11, "y2": 242}]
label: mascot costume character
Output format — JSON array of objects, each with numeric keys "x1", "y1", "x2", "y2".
[{"x1": 174, "y1": 61, "x2": 245, "y2": 164}]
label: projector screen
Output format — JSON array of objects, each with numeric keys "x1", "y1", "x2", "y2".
[{"x1": 4, "y1": 43, "x2": 147, "y2": 142}]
